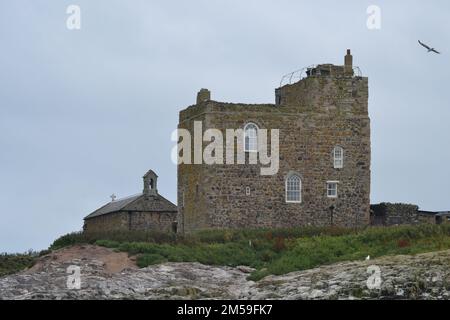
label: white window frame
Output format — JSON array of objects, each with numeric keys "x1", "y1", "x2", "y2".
[
  {"x1": 245, "y1": 186, "x2": 251, "y2": 196},
  {"x1": 327, "y1": 181, "x2": 339, "y2": 198},
  {"x1": 244, "y1": 122, "x2": 258, "y2": 153},
  {"x1": 333, "y1": 146, "x2": 344, "y2": 169},
  {"x1": 286, "y1": 174, "x2": 302, "y2": 203}
]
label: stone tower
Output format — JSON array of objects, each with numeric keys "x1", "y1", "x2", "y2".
[{"x1": 177, "y1": 50, "x2": 370, "y2": 233}]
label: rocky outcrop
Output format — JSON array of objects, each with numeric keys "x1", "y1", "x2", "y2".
[{"x1": 1, "y1": 246, "x2": 450, "y2": 300}]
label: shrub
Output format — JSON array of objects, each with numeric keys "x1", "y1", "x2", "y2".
[
  {"x1": 38, "y1": 249, "x2": 51, "y2": 257},
  {"x1": 50, "y1": 230, "x2": 178, "y2": 250},
  {"x1": 49, "y1": 232, "x2": 88, "y2": 250},
  {"x1": 137, "y1": 254, "x2": 168, "y2": 267},
  {"x1": 273, "y1": 237, "x2": 286, "y2": 252},
  {"x1": 95, "y1": 240, "x2": 120, "y2": 248},
  {"x1": 0, "y1": 252, "x2": 38, "y2": 277},
  {"x1": 397, "y1": 239, "x2": 410, "y2": 248}
]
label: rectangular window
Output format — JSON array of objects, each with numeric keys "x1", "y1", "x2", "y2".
[{"x1": 327, "y1": 181, "x2": 338, "y2": 198}]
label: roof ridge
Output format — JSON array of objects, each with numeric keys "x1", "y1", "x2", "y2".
[{"x1": 114, "y1": 193, "x2": 143, "y2": 202}]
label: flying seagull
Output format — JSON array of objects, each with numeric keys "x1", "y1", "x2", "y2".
[{"x1": 418, "y1": 40, "x2": 441, "y2": 54}]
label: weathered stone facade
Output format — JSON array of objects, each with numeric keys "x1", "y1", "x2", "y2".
[
  {"x1": 177, "y1": 50, "x2": 371, "y2": 232},
  {"x1": 84, "y1": 211, "x2": 129, "y2": 233},
  {"x1": 84, "y1": 170, "x2": 177, "y2": 233},
  {"x1": 84, "y1": 210, "x2": 177, "y2": 233}
]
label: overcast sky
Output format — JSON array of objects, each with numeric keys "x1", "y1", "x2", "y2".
[{"x1": 1, "y1": 1, "x2": 449, "y2": 253}]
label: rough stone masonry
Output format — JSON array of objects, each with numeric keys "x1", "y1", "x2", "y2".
[{"x1": 177, "y1": 50, "x2": 371, "y2": 232}]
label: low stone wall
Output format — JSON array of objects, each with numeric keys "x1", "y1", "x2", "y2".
[
  {"x1": 417, "y1": 212, "x2": 437, "y2": 225},
  {"x1": 370, "y1": 203, "x2": 420, "y2": 226}
]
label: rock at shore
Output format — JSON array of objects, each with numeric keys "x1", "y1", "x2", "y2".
[{"x1": 1, "y1": 245, "x2": 449, "y2": 300}]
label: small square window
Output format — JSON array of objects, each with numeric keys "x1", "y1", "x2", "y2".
[
  {"x1": 245, "y1": 187, "x2": 251, "y2": 196},
  {"x1": 327, "y1": 182, "x2": 338, "y2": 198}
]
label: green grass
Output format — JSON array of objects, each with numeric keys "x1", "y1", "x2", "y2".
[
  {"x1": 51, "y1": 224, "x2": 450, "y2": 281},
  {"x1": 49, "y1": 230, "x2": 177, "y2": 250},
  {"x1": 0, "y1": 252, "x2": 40, "y2": 277}
]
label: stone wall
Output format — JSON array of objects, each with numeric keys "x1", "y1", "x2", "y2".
[
  {"x1": 84, "y1": 212, "x2": 129, "y2": 233},
  {"x1": 417, "y1": 213, "x2": 437, "y2": 225},
  {"x1": 436, "y1": 215, "x2": 450, "y2": 225},
  {"x1": 178, "y1": 64, "x2": 371, "y2": 232},
  {"x1": 129, "y1": 212, "x2": 176, "y2": 232},
  {"x1": 370, "y1": 203, "x2": 420, "y2": 226},
  {"x1": 84, "y1": 211, "x2": 176, "y2": 233}
]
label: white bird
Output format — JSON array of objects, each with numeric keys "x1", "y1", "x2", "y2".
[
  {"x1": 365, "y1": 255, "x2": 370, "y2": 261},
  {"x1": 418, "y1": 40, "x2": 441, "y2": 54}
]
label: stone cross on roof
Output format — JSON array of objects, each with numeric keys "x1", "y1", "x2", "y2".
[{"x1": 110, "y1": 194, "x2": 117, "y2": 202}]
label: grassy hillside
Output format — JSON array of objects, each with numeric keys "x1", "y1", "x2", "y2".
[
  {"x1": 50, "y1": 224, "x2": 450, "y2": 280},
  {"x1": 0, "y1": 252, "x2": 38, "y2": 277}
]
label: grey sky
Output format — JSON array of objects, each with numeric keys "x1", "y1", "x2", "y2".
[{"x1": 1, "y1": 1, "x2": 449, "y2": 253}]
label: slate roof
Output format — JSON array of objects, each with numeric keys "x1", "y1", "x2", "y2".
[
  {"x1": 418, "y1": 210, "x2": 438, "y2": 216},
  {"x1": 418, "y1": 210, "x2": 450, "y2": 216},
  {"x1": 84, "y1": 193, "x2": 177, "y2": 220}
]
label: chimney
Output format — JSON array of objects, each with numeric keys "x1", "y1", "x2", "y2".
[
  {"x1": 196, "y1": 88, "x2": 211, "y2": 104},
  {"x1": 344, "y1": 49, "x2": 353, "y2": 75}
]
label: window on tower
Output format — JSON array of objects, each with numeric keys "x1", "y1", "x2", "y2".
[
  {"x1": 244, "y1": 123, "x2": 258, "y2": 152},
  {"x1": 333, "y1": 146, "x2": 344, "y2": 169},
  {"x1": 286, "y1": 174, "x2": 302, "y2": 203},
  {"x1": 327, "y1": 181, "x2": 338, "y2": 198}
]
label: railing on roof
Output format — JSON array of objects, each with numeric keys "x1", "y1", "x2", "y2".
[{"x1": 279, "y1": 65, "x2": 363, "y2": 87}]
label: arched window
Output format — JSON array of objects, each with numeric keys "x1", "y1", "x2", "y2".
[
  {"x1": 286, "y1": 174, "x2": 301, "y2": 203},
  {"x1": 244, "y1": 123, "x2": 258, "y2": 152},
  {"x1": 333, "y1": 146, "x2": 344, "y2": 169}
]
